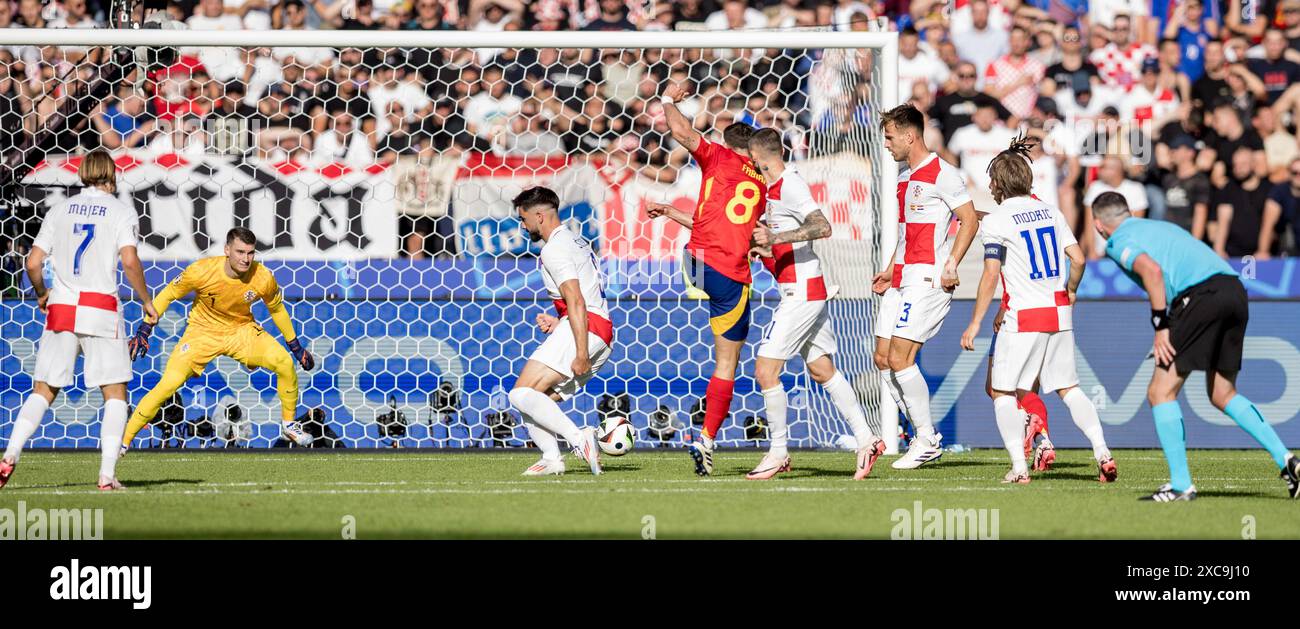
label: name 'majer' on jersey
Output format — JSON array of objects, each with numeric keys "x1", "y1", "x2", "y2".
[
  {"x1": 540, "y1": 224, "x2": 613, "y2": 344},
  {"x1": 893, "y1": 153, "x2": 972, "y2": 289},
  {"x1": 980, "y1": 195, "x2": 1077, "y2": 333},
  {"x1": 764, "y1": 166, "x2": 838, "y2": 301},
  {"x1": 31, "y1": 188, "x2": 139, "y2": 338}
]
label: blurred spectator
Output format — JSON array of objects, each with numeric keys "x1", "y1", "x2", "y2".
[
  {"x1": 1161, "y1": 135, "x2": 1212, "y2": 241},
  {"x1": 469, "y1": 0, "x2": 524, "y2": 65},
  {"x1": 184, "y1": 0, "x2": 248, "y2": 82},
  {"x1": 951, "y1": 0, "x2": 1009, "y2": 85},
  {"x1": 1090, "y1": 1, "x2": 1147, "y2": 34},
  {"x1": 1084, "y1": 155, "x2": 1149, "y2": 257},
  {"x1": 946, "y1": 101, "x2": 1018, "y2": 198},
  {"x1": 370, "y1": 55, "x2": 433, "y2": 135},
  {"x1": 1089, "y1": 14, "x2": 1155, "y2": 90},
  {"x1": 1190, "y1": 40, "x2": 1231, "y2": 110},
  {"x1": 897, "y1": 26, "x2": 948, "y2": 101},
  {"x1": 494, "y1": 97, "x2": 564, "y2": 155},
  {"x1": 272, "y1": 0, "x2": 335, "y2": 67},
  {"x1": 1120, "y1": 58, "x2": 1179, "y2": 125},
  {"x1": 1163, "y1": 0, "x2": 1216, "y2": 83},
  {"x1": 984, "y1": 25, "x2": 1046, "y2": 119},
  {"x1": 313, "y1": 110, "x2": 374, "y2": 165},
  {"x1": 1268, "y1": 159, "x2": 1300, "y2": 255},
  {"x1": 930, "y1": 61, "x2": 1011, "y2": 145},
  {"x1": 585, "y1": 0, "x2": 637, "y2": 30},
  {"x1": 406, "y1": 0, "x2": 456, "y2": 29},
  {"x1": 1247, "y1": 29, "x2": 1300, "y2": 105},
  {"x1": 1254, "y1": 105, "x2": 1300, "y2": 183},
  {"x1": 1204, "y1": 100, "x2": 1268, "y2": 187},
  {"x1": 93, "y1": 89, "x2": 156, "y2": 149},
  {"x1": 464, "y1": 65, "x2": 522, "y2": 143},
  {"x1": 1212, "y1": 146, "x2": 1277, "y2": 258},
  {"x1": 1044, "y1": 24, "x2": 1100, "y2": 104}
]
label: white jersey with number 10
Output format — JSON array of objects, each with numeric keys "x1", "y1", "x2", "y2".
[{"x1": 980, "y1": 195, "x2": 1077, "y2": 334}]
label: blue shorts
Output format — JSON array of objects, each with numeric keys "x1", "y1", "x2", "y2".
[{"x1": 685, "y1": 253, "x2": 751, "y2": 342}]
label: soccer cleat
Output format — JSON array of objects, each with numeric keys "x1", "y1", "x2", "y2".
[
  {"x1": 1098, "y1": 457, "x2": 1118, "y2": 483},
  {"x1": 745, "y1": 451, "x2": 791, "y2": 480},
  {"x1": 1002, "y1": 469, "x2": 1030, "y2": 484},
  {"x1": 1141, "y1": 483, "x2": 1197, "y2": 502},
  {"x1": 119, "y1": 444, "x2": 128, "y2": 459},
  {"x1": 1031, "y1": 435, "x2": 1056, "y2": 472},
  {"x1": 1282, "y1": 455, "x2": 1299, "y2": 499},
  {"x1": 891, "y1": 432, "x2": 944, "y2": 469},
  {"x1": 281, "y1": 421, "x2": 315, "y2": 447},
  {"x1": 522, "y1": 458, "x2": 566, "y2": 476},
  {"x1": 688, "y1": 437, "x2": 714, "y2": 476},
  {"x1": 97, "y1": 476, "x2": 124, "y2": 491},
  {"x1": 572, "y1": 427, "x2": 602, "y2": 475},
  {"x1": 0, "y1": 458, "x2": 14, "y2": 489},
  {"x1": 854, "y1": 437, "x2": 887, "y2": 480}
]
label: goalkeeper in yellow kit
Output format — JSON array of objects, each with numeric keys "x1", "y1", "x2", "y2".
[{"x1": 123, "y1": 227, "x2": 316, "y2": 451}]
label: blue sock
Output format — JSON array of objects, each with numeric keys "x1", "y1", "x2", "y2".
[
  {"x1": 1223, "y1": 395, "x2": 1291, "y2": 469},
  {"x1": 1152, "y1": 402, "x2": 1192, "y2": 492}
]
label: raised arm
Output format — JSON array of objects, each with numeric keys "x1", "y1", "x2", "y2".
[{"x1": 660, "y1": 83, "x2": 701, "y2": 154}]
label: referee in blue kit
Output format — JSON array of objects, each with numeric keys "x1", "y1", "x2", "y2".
[{"x1": 1091, "y1": 191, "x2": 1299, "y2": 502}]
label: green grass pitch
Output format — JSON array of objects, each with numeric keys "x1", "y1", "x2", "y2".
[{"x1": 0, "y1": 449, "x2": 1296, "y2": 539}]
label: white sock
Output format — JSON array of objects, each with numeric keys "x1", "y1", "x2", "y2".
[
  {"x1": 508, "y1": 388, "x2": 582, "y2": 446},
  {"x1": 762, "y1": 386, "x2": 788, "y2": 455},
  {"x1": 880, "y1": 369, "x2": 908, "y2": 420},
  {"x1": 822, "y1": 371, "x2": 875, "y2": 445},
  {"x1": 1062, "y1": 387, "x2": 1111, "y2": 462},
  {"x1": 520, "y1": 415, "x2": 562, "y2": 461},
  {"x1": 4, "y1": 395, "x2": 49, "y2": 463},
  {"x1": 893, "y1": 365, "x2": 934, "y2": 440},
  {"x1": 994, "y1": 395, "x2": 1028, "y2": 474},
  {"x1": 99, "y1": 399, "x2": 128, "y2": 479}
]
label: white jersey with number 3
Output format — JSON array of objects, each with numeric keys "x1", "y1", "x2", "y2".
[
  {"x1": 980, "y1": 195, "x2": 1076, "y2": 333},
  {"x1": 32, "y1": 188, "x2": 139, "y2": 338}
]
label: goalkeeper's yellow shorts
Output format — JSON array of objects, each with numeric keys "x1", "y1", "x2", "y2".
[{"x1": 163, "y1": 323, "x2": 290, "y2": 377}]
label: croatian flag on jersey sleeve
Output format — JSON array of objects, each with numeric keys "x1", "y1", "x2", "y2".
[{"x1": 45, "y1": 286, "x2": 124, "y2": 339}]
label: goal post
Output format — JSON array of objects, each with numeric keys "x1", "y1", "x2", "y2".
[{"x1": 0, "y1": 27, "x2": 900, "y2": 451}]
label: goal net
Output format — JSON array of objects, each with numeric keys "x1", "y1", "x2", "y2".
[{"x1": 0, "y1": 28, "x2": 899, "y2": 451}]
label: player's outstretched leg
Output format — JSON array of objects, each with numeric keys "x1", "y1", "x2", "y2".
[
  {"x1": 808, "y1": 357, "x2": 883, "y2": 479},
  {"x1": 1057, "y1": 386, "x2": 1116, "y2": 482},
  {"x1": 511, "y1": 360, "x2": 600, "y2": 475},
  {"x1": 122, "y1": 364, "x2": 192, "y2": 452},
  {"x1": 0, "y1": 384, "x2": 58, "y2": 489},
  {"x1": 1209, "y1": 370, "x2": 1298, "y2": 497}
]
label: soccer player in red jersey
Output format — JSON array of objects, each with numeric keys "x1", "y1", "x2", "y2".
[{"x1": 646, "y1": 82, "x2": 767, "y2": 476}]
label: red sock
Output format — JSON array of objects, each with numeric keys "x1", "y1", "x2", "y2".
[
  {"x1": 703, "y1": 377, "x2": 735, "y2": 440},
  {"x1": 1018, "y1": 392, "x2": 1049, "y2": 435}
]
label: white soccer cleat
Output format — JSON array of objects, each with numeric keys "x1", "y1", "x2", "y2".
[
  {"x1": 745, "y1": 451, "x2": 791, "y2": 480},
  {"x1": 689, "y1": 436, "x2": 714, "y2": 476},
  {"x1": 118, "y1": 444, "x2": 129, "y2": 459},
  {"x1": 890, "y1": 432, "x2": 944, "y2": 469},
  {"x1": 1001, "y1": 469, "x2": 1030, "y2": 484},
  {"x1": 282, "y1": 421, "x2": 314, "y2": 447},
  {"x1": 522, "y1": 458, "x2": 566, "y2": 476},
  {"x1": 572, "y1": 427, "x2": 602, "y2": 475}
]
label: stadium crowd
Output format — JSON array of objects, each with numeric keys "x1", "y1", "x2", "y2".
[{"x1": 0, "y1": 0, "x2": 1299, "y2": 260}]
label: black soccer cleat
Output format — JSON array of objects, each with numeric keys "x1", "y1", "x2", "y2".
[
  {"x1": 1282, "y1": 455, "x2": 1300, "y2": 499},
  {"x1": 1140, "y1": 483, "x2": 1197, "y2": 503}
]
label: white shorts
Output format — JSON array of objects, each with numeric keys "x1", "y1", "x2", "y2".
[
  {"x1": 758, "y1": 298, "x2": 838, "y2": 363},
  {"x1": 874, "y1": 288, "x2": 901, "y2": 340},
  {"x1": 884, "y1": 284, "x2": 952, "y2": 344},
  {"x1": 34, "y1": 330, "x2": 131, "y2": 389},
  {"x1": 528, "y1": 317, "x2": 613, "y2": 401},
  {"x1": 991, "y1": 330, "x2": 1080, "y2": 393}
]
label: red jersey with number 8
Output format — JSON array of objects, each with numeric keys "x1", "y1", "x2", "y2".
[{"x1": 685, "y1": 138, "x2": 767, "y2": 284}]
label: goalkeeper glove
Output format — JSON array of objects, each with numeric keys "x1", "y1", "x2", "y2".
[
  {"x1": 287, "y1": 338, "x2": 315, "y2": 371},
  {"x1": 128, "y1": 322, "x2": 154, "y2": 361}
]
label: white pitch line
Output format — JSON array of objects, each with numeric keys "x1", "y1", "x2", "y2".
[{"x1": 2, "y1": 485, "x2": 1033, "y2": 497}]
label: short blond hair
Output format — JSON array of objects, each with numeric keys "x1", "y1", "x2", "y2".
[{"x1": 78, "y1": 150, "x2": 117, "y2": 189}]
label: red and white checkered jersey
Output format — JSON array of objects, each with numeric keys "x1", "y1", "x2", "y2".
[
  {"x1": 980, "y1": 195, "x2": 1078, "y2": 333},
  {"x1": 540, "y1": 224, "x2": 613, "y2": 344},
  {"x1": 983, "y1": 54, "x2": 1046, "y2": 118},
  {"x1": 763, "y1": 167, "x2": 837, "y2": 302},
  {"x1": 892, "y1": 154, "x2": 972, "y2": 289},
  {"x1": 1089, "y1": 42, "x2": 1156, "y2": 90},
  {"x1": 31, "y1": 188, "x2": 138, "y2": 338}
]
